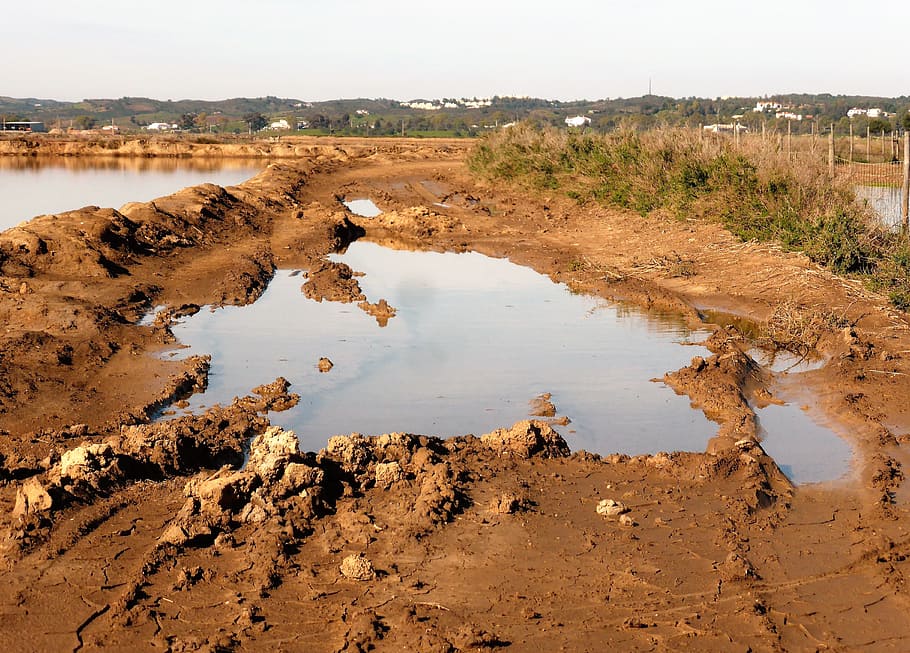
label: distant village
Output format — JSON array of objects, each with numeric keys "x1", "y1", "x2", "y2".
[{"x1": 1, "y1": 94, "x2": 907, "y2": 137}]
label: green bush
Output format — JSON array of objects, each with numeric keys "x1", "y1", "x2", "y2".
[{"x1": 469, "y1": 124, "x2": 910, "y2": 309}]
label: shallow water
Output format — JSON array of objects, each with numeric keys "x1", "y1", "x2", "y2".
[
  {"x1": 0, "y1": 156, "x2": 265, "y2": 231},
  {"x1": 754, "y1": 396, "x2": 853, "y2": 485},
  {"x1": 169, "y1": 241, "x2": 716, "y2": 456},
  {"x1": 855, "y1": 185, "x2": 902, "y2": 230},
  {"x1": 343, "y1": 198, "x2": 382, "y2": 217},
  {"x1": 164, "y1": 241, "x2": 855, "y2": 483}
]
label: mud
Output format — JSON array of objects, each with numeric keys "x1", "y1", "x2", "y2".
[{"x1": 2, "y1": 135, "x2": 910, "y2": 651}]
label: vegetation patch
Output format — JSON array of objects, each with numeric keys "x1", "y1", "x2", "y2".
[{"x1": 468, "y1": 125, "x2": 910, "y2": 309}]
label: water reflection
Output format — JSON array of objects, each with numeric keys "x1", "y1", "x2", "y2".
[
  {"x1": 343, "y1": 198, "x2": 382, "y2": 217},
  {"x1": 0, "y1": 157, "x2": 265, "y2": 230},
  {"x1": 855, "y1": 185, "x2": 902, "y2": 230},
  {"x1": 0, "y1": 156, "x2": 268, "y2": 173},
  {"x1": 169, "y1": 242, "x2": 716, "y2": 456},
  {"x1": 754, "y1": 394, "x2": 853, "y2": 484}
]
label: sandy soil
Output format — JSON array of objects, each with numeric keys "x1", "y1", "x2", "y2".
[{"x1": 2, "y1": 136, "x2": 910, "y2": 652}]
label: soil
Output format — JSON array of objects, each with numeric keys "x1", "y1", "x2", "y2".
[{"x1": 2, "y1": 135, "x2": 910, "y2": 652}]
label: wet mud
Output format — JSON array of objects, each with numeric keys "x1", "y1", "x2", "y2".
[{"x1": 1, "y1": 136, "x2": 910, "y2": 651}]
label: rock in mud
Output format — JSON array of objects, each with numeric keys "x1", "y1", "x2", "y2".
[
  {"x1": 596, "y1": 498, "x2": 630, "y2": 517},
  {"x1": 11, "y1": 477, "x2": 53, "y2": 520},
  {"x1": 481, "y1": 420, "x2": 569, "y2": 459},
  {"x1": 491, "y1": 493, "x2": 530, "y2": 515},
  {"x1": 317, "y1": 357, "x2": 334, "y2": 373}
]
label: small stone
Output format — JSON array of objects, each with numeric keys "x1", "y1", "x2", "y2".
[
  {"x1": 18, "y1": 282, "x2": 28, "y2": 295},
  {"x1": 619, "y1": 514, "x2": 636, "y2": 527},
  {"x1": 596, "y1": 498, "x2": 629, "y2": 517},
  {"x1": 317, "y1": 357, "x2": 334, "y2": 373},
  {"x1": 12, "y1": 477, "x2": 53, "y2": 519},
  {"x1": 492, "y1": 493, "x2": 522, "y2": 514},
  {"x1": 340, "y1": 553, "x2": 375, "y2": 581}
]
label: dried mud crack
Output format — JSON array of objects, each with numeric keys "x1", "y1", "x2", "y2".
[{"x1": 2, "y1": 138, "x2": 910, "y2": 651}]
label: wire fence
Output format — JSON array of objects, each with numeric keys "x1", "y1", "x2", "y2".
[{"x1": 830, "y1": 129, "x2": 910, "y2": 230}]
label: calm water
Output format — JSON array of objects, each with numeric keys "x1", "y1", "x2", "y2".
[
  {"x1": 855, "y1": 185, "x2": 902, "y2": 230},
  {"x1": 0, "y1": 157, "x2": 265, "y2": 231},
  {"x1": 169, "y1": 241, "x2": 715, "y2": 456},
  {"x1": 343, "y1": 198, "x2": 383, "y2": 217},
  {"x1": 755, "y1": 395, "x2": 853, "y2": 485},
  {"x1": 163, "y1": 240, "x2": 855, "y2": 482}
]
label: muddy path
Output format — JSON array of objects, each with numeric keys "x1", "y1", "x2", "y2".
[{"x1": 2, "y1": 138, "x2": 910, "y2": 651}]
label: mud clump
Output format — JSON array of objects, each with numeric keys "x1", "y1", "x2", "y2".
[
  {"x1": 2, "y1": 379, "x2": 299, "y2": 557},
  {"x1": 340, "y1": 553, "x2": 376, "y2": 581},
  {"x1": 529, "y1": 392, "x2": 557, "y2": 418},
  {"x1": 480, "y1": 420, "x2": 570, "y2": 459},
  {"x1": 301, "y1": 260, "x2": 365, "y2": 303},
  {"x1": 664, "y1": 331, "x2": 764, "y2": 448},
  {"x1": 317, "y1": 357, "x2": 334, "y2": 373},
  {"x1": 369, "y1": 206, "x2": 459, "y2": 239}
]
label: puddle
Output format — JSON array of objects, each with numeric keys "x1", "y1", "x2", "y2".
[
  {"x1": 167, "y1": 242, "x2": 715, "y2": 456},
  {"x1": 343, "y1": 198, "x2": 382, "y2": 217},
  {"x1": 162, "y1": 241, "x2": 855, "y2": 483},
  {"x1": 754, "y1": 396, "x2": 853, "y2": 485}
]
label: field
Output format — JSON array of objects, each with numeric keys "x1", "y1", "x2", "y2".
[{"x1": 1, "y1": 134, "x2": 910, "y2": 651}]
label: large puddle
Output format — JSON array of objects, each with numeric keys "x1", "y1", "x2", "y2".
[
  {"x1": 0, "y1": 156, "x2": 265, "y2": 231},
  {"x1": 165, "y1": 241, "x2": 854, "y2": 483}
]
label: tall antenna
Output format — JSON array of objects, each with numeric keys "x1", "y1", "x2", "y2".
[{"x1": 648, "y1": 77, "x2": 652, "y2": 96}]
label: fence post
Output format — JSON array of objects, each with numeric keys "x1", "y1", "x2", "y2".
[
  {"x1": 828, "y1": 124, "x2": 835, "y2": 178},
  {"x1": 902, "y1": 131, "x2": 909, "y2": 234},
  {"x1": 849, "y1": 122, "x2": 854, "y2": 162},
  {"x1": 787, "y1": 120, "x2": 792, "y2": 160}
]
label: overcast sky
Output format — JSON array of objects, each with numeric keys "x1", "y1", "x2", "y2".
[{"x1": 4, "y1": 0, "x2": 908, "y2": 102}]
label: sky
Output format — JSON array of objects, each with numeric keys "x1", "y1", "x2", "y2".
[{"x1": 3, "y1": 0, "x2": 909, "y2": 102}]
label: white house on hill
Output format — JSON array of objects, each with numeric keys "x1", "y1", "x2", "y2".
[{"x1": 565, "y1": 116, "x2": 591, "y2": 128}]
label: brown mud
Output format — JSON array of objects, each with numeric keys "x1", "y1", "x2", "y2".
[{"x1": 2, "y1": 136, "x2": 910, "y2": 651}]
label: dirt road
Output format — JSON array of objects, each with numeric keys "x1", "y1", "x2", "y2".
[{"x1": 1, "y1": 137, "x2": 910, "y2": 651}]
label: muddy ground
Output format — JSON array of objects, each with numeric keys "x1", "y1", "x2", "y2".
[{"x1": 2, "y1": 136, "x2": 910, "y2": 651}]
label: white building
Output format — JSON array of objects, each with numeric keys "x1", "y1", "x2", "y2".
[
  {"x1": 565, "y1": 116, "x2": 591, "y2": 128},
  {"x1": 145, "y1": 122, "x2": 177, "y2": 131},
  {"x1": 268, "y1": 119, "x2": 290, "y2": 130},
  {"x1": 703, "y1": 123, "x2": 749, "y2": 134},
  {"x1": 753, "y1": 101, "x2": 782, "y2": 113},
  {"x1": 846, "y1": 108, "x2": 887, "y2": 119}
]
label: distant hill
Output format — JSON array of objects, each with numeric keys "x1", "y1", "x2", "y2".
[{"x1": 2, "y1": 94, "x2": 908, "y2": 137}]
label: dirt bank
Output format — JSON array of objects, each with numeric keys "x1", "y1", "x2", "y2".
[
  {"x1": 0, "y1": 133, "x2": 472, "y2": 160},
  {"x1": 2, "y1": 138, "x2": 910, "y2": 651}
]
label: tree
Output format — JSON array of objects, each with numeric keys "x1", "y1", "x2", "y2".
[
  {"x1": 194, "y1": 112, "x2": 208, "y2": 131},
  {"x1": 73, "y1": 115, "x2": 96, "y2": 130},
  {"x1": 242, "y1": 112, "x2": 267, "y2": 133},
  {"x1": 179, "y1": 112, "x2": 197, "y2": 131},
  {"x1": 902, "y1": 112, "x2": 910, "y2": 132},
  {"x1": 868, "y1": 117, "x2": 891, "y2": 133}
]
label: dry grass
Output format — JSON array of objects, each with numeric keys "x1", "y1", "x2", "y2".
[
  {"x1": 759, "y1": 301, "x2": 848, "y2": 355},
  {"x1": 469, "y1": 124, "x2": 910, "y2": 310}
]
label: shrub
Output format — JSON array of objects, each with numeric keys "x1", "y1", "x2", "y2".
[{"x1": 469, "y1": 124, "x2": 910, "y2": 309}]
